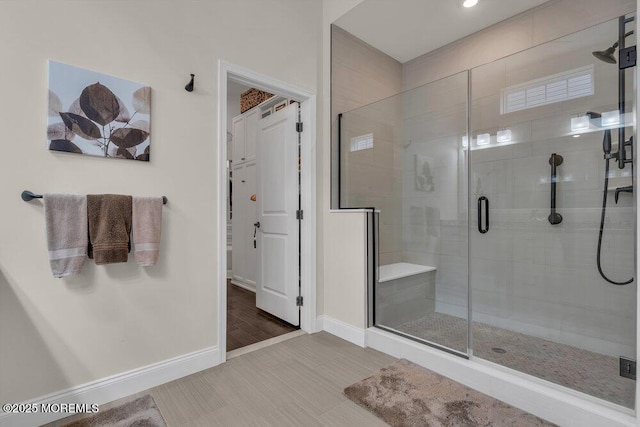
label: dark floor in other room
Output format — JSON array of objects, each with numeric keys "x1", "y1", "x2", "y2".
[{"x1": 227, "y1": 280, "x2": 297, "y2": 351}]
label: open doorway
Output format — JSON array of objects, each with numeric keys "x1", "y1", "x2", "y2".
[{"x1": 217, "y1": 62, "x2": 316, "y2": 363}]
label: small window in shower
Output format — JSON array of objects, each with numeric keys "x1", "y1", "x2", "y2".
[
  {"x1": 501, "y1": 65, "x2": 594, "y2": 114},
  {"x1": 350, "y1": 133, "x2": 374, "y2": 152}
]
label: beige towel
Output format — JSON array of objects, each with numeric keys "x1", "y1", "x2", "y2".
[
  {"x1": 44, "y1": 194, "x2": 87, "y2": 278},
  {"x1": 132, "y1": 196, "x2": 163, "y2": 266},
  {"x1": 87, "y1": 194, "x2": 132, "y2": 265}
]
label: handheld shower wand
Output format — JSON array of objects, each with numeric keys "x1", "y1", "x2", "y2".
[
  {"x1": 591, "y1": 15, "x2": 635, "y2": 286},
  {"x1": 602, "y1": 126, "x2": 613, "y2": 157},
  {"x1": 597, "y1": 129, "x2": 633, "y2": 285}
]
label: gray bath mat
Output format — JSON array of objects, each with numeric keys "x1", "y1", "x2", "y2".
[
  {"x1": 344, "y1": 359, "x2": 555, "y2": 426},
  {"x1": 62, "y1": 394, "x2": 166, "y2": 427}
]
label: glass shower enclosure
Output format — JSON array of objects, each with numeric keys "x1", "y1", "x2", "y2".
[{"x1": 338, "y1": 16, "x2": 636, "y2": 408}]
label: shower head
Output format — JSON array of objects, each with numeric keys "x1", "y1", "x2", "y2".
[
  {"x1": 593, "y1": 31, "x2": 634, "y2": 64},
  {"x1": 592, "y1": 44, "x2": 618, "y2": 64}
]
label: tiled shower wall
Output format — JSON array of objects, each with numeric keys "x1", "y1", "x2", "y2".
[
  {"x1": 466, "y1": 19, "x2": 635, "y2": 357},
  {"x1": 331, "y1": 25, "x2": 404, "y2": 264},
  {"x1": 402, "y1": 0, "x2": 636, "y2": 91},
  {"x1": 332, "y1": 0, "x2": 637, "y2": 356},
  {"x1": 401, "y1": 16, "x2": 636, "y2": 357},
  {"x1": 465, "y1": 136, "x2": 635, "y2": 357}
]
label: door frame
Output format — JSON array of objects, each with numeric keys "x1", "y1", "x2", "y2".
[{"x1": 217, "y1": 60, "x2": 317, "y2": 364}]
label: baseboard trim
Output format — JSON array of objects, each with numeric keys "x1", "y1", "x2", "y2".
[
  {"x1": 317, "y1": 315, "x2": 366, "y2": 347},
  {"x1": 230, "y1": 279, "x2": 256, "y2": 293},
  {"x1": 366, "y1": 327, "x2": 635, "y2": 427},
  {"x1": 0, "y1": 346, "x2": 219, "y2": 427}
]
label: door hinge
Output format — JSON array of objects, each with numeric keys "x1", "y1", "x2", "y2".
[
  {"x1": 296, "y1": 296, "x2": 303, "y2": 306},
  {"x1": 620, "y1": 357, "x2": 636, "y2": 380},
  {"x1": 296, "y1": 210, "x2": 303, "y2": 220},
  {"x1": 296, "y1": 122, "x2": 303, "y2": 133}
]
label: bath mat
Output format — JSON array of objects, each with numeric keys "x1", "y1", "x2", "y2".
[
  {"x1": 62, "y1": 394, "x2": 166, "y2": 427},
  {"x1": 344, "y1": 359, "x2": 555, "y2": 426}
]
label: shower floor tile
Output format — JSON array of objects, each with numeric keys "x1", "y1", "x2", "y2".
[{"x1": 394, "y1": 313, "x2": 635, "y2": 408}]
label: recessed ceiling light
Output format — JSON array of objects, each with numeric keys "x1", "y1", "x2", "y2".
[{"x1": 463, "y1": 0, "x2": 478, "y2": 7}]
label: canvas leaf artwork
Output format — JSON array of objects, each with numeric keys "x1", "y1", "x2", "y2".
[{"x1": 48, "y1": 61, "x2": 151, "y2": 161}]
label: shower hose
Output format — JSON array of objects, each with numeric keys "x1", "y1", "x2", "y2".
[{"x1": 597, "y1": 156, "x2": 634, "y2": 285}]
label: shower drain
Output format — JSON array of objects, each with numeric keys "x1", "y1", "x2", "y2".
[{"x1": 491, "y1": 347, "x2": 507, "y2": 354}]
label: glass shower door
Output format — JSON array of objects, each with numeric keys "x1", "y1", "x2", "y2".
[
  {"x1": 469, "y1": 16, "x2": 636, "y2": 408},
  {"x1": 340, "y1": 72, "x2": 470, "y2": 355},
  {"x1": 390, "y1": 72, "x2": 470, "y2": 355}
]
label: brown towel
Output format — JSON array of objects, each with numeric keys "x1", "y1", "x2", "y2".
[
  {"x1": 87, "y1": 194, "x2": 132, "y2": 265},
  {"x1": 44, "y1": 194, "x2": 87, "y2": 278},
  {"x1": 132, "y1": 196, "x2": 163, "y2": 266}
]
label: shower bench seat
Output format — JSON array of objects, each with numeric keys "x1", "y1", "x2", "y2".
[
  {"x1": 378, "y1": 262, "x2": 436, "y2": 282},
  {"x1": 376, "y1": 263, "x2": 437, "y2": 328}
]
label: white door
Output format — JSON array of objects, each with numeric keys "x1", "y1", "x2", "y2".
[{"x1": 256, "y1": 104, "x2": 300, "y2": 325}]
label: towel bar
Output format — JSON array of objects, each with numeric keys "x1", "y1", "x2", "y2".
[{"x1": 21, "y1": 190, "x2": 168, "y2": 205}]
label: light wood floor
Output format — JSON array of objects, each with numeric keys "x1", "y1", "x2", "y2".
[{"x1": 49, "y1": 332, "x2": 395, "y2": 426}]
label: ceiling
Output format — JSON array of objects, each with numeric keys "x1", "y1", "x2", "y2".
[{"x1": 334, "y1": 0, "x2": 551, "y2": 63}]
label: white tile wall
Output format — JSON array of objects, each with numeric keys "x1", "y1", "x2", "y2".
[
  {"x1": 394, "y1": 14, "x2": 636, "y2": 358},
  {"x1": 333, "y1": 25, "x2": 404, "y2": 261}
]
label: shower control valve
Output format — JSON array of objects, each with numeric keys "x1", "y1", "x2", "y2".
[{"x1": 614, "y1": 185, "x2": 633, "y2": 203}]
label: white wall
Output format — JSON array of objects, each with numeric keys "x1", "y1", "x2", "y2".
[
  {"x1": 0, "y1": 0, "x2": 319, "y2": 405},
  {"x1": 319, "y1": 0, "x2": 367, "y2": 328}
]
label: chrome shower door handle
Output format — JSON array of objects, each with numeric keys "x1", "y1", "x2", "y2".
[{"x1": 478, "y1": 196, "x2": 489, "y2": 234}]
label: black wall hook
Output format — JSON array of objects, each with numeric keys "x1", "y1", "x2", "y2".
[{"x1": 185, "y1": 74, "x2": 195, "y2": 92}]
